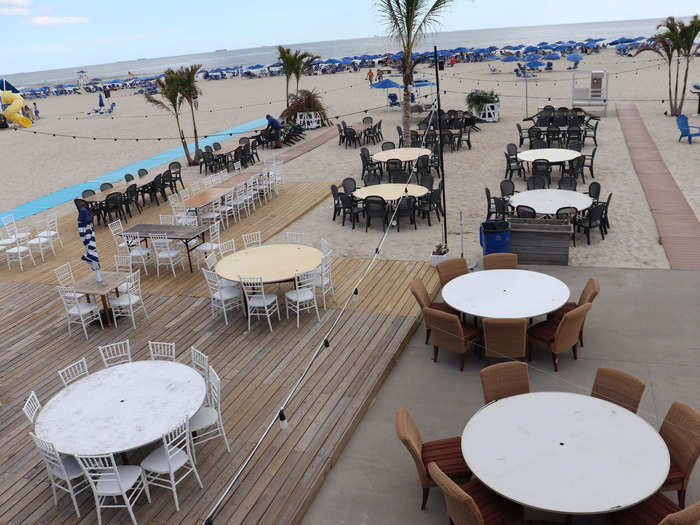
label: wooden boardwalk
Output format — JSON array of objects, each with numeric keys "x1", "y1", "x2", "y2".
[
  {"x1": 0, "y1": 179, "x2": 439, "y2": 524},
  {"x1": 617, "y1": 104, "x2": 700, "y2": 270}
]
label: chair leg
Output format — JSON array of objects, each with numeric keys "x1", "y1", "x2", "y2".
[
  {"x1": 551, "y1": 352, "x2": 558, "y2": 372},
  {"x1": 460, "y1": 353, "x2": 466, "y2": 372},
  {"x1": 421, "y1": 487, "x2": 429, "y2": 510},
  {"x1": 572, "y1": 344, "x2": 578, "y2": 360},
  {"x1": 425, "y1": 327, "x2": 431, "y2": 344},
  {"x1": 433, "y1": 346, "x2": 439, "y2": 362},
  {"x1": 678, "y1": 489, "x2": 686, "y2": 508}
]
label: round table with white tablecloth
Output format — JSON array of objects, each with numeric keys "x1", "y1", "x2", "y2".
[
  {"x1": 215, "y1": 244, "x2": 322, "y2": 284},
  {"x1": 353, "y1": 183, "x2": 428, "y2": 202},
  {"x1": 508, "y1": 189, "x2": 593, "y2": 216},
  {"x1": 462, "y1": 392, "x2": 670, "y2": 515},
  {"x1": 35, "y1": 361, "x2": 206, "y2": 455},
  {"x1": 517, "y1": 148, "x2": 581, "y2": 164},
  {"x1": 371, "y1": 147, "x2": 431, "y2": 163}
]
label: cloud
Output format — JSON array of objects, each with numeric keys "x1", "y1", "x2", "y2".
[
  {"x1": 30, "y1": 15, "x2": 88, "y2": 25},
  {"x1": 0, "y1": 0, "x2": 31, "y2": 5},
  {"x1": 0, "y1": 7, "x2": 29, "y2": 14}
]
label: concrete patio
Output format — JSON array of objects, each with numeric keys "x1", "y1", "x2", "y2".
[{"x1": 303, "y1": 265, "x2": 700, "y2": 524}]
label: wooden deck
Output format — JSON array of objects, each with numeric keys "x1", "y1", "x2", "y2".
[{"x1": 0, "y1": 178, "x2": 439, "y2": 524}]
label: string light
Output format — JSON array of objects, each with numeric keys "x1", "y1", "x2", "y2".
[{"x1": 278, "y1": 409, "x2": 289, "y2": 430}]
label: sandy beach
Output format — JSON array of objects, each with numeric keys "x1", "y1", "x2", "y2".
[{"x1": 4, "y1": 48, "x2": 699, "y2": 269}]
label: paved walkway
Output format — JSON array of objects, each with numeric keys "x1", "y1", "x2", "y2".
[{"x1": 617, "y1": 104, "x2": 700, "y2": 270}]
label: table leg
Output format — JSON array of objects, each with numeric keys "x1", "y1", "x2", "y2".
[
  {"x1": 101, "y1": 294, "x2": 112, "y2": 326},
  {"x1": 184, "y1": 240, "x2": 193, "y2": 272}
]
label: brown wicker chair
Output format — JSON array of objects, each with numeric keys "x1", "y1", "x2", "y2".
[
  {"x1": 528, "y1": 303, "x2": 592, "y2": 371},
  {"x1": 607, "y1": 492, "x2": 700, "y2": 524},
  {"x1": 436, "y1": 257, "x2": 468, "y2": 287},
  {"x1": 427, "y1": 462, "x2": 522, "y2": 525},
  {"x1": 591, "y1": 367, "x2": 645, "y2": 413},
  {"x1": 482, "y1": 252, "x2": 518, "y2": 270},
  {"x1": 480, "y1": 362, "x2": 530, "y2": 404},
  {"x1": 659, "y1": 402, "x2": 700, "y2": 508},
  {"x1": 395, "y1": 407, "x2": 471, "y2": 510},
  {"x1": 482, "y1": 317, "x2": 527, "y2": 365},
  {"x1": 548, "y1": 277, "x2": 599, "y2": 346},
  {"x1": 423, "y1": 307, "x2": 480, "y2": 371},
  {"x1": 410, "y1": 278, "x2": 456, "y2": 345}
]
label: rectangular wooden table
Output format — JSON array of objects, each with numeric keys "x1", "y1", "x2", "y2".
[
  {"x1": 122, "y1": 223, "x2": 208, "y2": 272},
  {"x1": 73, "y1": 271, "x2": 130, "y2": 326},
  {"x1": 82, "y1": 172, "x2": 160, "y2": 203}
]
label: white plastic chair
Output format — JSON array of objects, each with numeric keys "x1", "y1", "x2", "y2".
[
  {"x1": 194, "y1": 222, "x2": 221, "y2": 268},
  {"x1": 108, "y1": 219, "x2": 129, "y2": 254},
  {"x1": 190, "y1": 366, "x2": 231, "y2": 462},
  {"x1": 319, "y1": 238, "x2": 331, "y2": 255},
  {"x1": 190, "y1": 346, "x2": 210, "y2": 404},
  {"x1": 58, "y1": 285, "x2": 103, "y2": 340},
  {"x1": 140, "y1": 417, "x2": 203, "y2": 511},
  {"x1": 202, "y1": 268, "x2": 242, "y2": 325},
  {"x1": 54, "y1": 262, "x2": 85, "y2": 301},
  {"x1": 5, "y1": 235, "x2": 35, "y2": 271},
  {"x1": 28, "y1": 226, "x2": 56, "y2": 262},
  {"x1": 232, "y1": 183, "x2": 250, "y2": 219},
  {"x1": 2, "y1": 214, "x2": 31, "y2": 242},
  {"x1": 204, "y1": 252, "x2": 218, "y2": 271},
  {"x1": 285, "y1": 232, "x2": 305, "y2": 245},
  {"x1": 245, "y1": 179, "x2": 260, "y2": 211},
  {"x1": 285, "y1": 271, "x2": 321, "y2": 328},
  {"x1": 159, "y1": 214, "x2": 175, "y2": 225},
  {"x1": 180, "y1": 188, "x2": 191, "y2": 200},
  {"x1": 110, "y1": 270, "x2": 148, "y2": 328},
  {"x1": 36, "y1": 214, "x2": 64, "y2": 249},
  {"x1": 75, "y1": 453, "x2": 150, "y2": 525},
  {"x1": 98, "y1": 340, "x2": 131, "y2": 368},
  {"x1": 200, "y1": 200, "x2": 225, "y2": 228},
  {"x1": 240, "y1": 275, "x2": 280, "y2": 332},
  {"x1": 148, "y1": 341, "x2": 176, "y2": 361},
  {"x1": 121, "y1": 232, "x2": 151, "y2": 276},
  {"x1": 221, "y1": 190, "x2": 237, "y2": 225},
  {"x1": 219, "y1": 239, "x2": 236, "y2": 257},
  {"x1": 313, "y1": 252, "x2": 335, "y2": 310},
  {"x1": 58, "y1": 357, "x2": 89, "y2": 386},
  {"x1": 29, "y1": 432, "x2": 90, "y2": 518},
  {"x1": 150, "y1": 233, "x2": 185, "y2": 278},
  {"x1": 242, "y1": 231, "x2": 262, "y2": 249},
  {"x1": 23, "y1": 390, "x2": 41, "y2": 424}
]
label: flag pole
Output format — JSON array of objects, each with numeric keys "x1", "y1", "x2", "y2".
[{"x1": 433, "y1": 46, "x2": 448, "y2": 249}]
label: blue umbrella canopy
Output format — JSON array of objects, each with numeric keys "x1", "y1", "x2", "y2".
[
  {"x1": 538, "y1": 41, "x2": 548, "y2": 46},
  {"x1": 501, "y1": 55, "x2": 520, "y2": 62},
  {"x1": 566, "y1": 53, "x2": 583, "y2": 62},
  {"x1": 324, "y1": 58, "x2": 341, "y2": 64},
  {"x1": 523, "y1": 46, "x2": 538, "y2": 53},
  {"x1": 483, "y1": 55, "x2": 500, "y2": 61},
  {"x1": 413, "y1": 79, "x2": 436, "y2": 86},
  {"x1": 526, "y1": 60, "x2": 545, "y2": 68},
  {"x1": 454, "y1": 47, "x2": 468, "y2": 52},
  {"x1": 543, "y1": 53, "x2": 561, "y2": 60},
  {"x1": 371, "y1": 79, "x2": 403, "y2": 89},
  {"x1": 341, "y1": 57, "x2": 354, "y2": 64}
]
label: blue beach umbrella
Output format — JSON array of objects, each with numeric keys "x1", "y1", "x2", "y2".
[
  {"x1": 567, "y1": 53, "x2": 583, "y2": 62},
  {"x1": 413, "y1": 79, "x2": 436, "y2": 87},
  {"x1": 78, "y1": 208, "x2": 100, "y2": 272},
  {"x1": 341, "y1": 58, "x2": 354, "y2": 64},
  {"x1": 483, "y1": 55, "x2": 500, "y2": 61},
  {"x1": 526, "y1": 60, "x2": 545, "y2": 68},
  {"x1": 371, "y1": 79, "x2": 403, "y2": 89},
  {"x1": 523, "y1": 46, "x2": 538, "y2": 53},
  {"x1": 543, "y1": 53, "x2": 561, "y2": 60},
  {"x1": 501, "y1": 55, "x2": 519, "y2": 62}
]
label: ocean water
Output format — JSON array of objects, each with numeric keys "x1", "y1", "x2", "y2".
[{"x1": 3, "y1": 17, "x2": 680, "y2": 88}]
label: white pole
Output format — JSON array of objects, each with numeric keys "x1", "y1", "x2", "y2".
[
  {"x1": 460, "y1": 211, "x2": 464, "y2": 258},
  {"x1": 524, "y1": 72, "x2": 529, "y2": 118}
]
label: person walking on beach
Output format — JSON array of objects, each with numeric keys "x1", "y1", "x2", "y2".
[
  {"x1": 32, "y1": 103, "x2": 40, "y2": 120},
  {"x1": 366, "y1": 68, "x2": 374, "y2": 85},
  {"x1": 266, "y1": 114, "x2": 283, "y2": 148}
]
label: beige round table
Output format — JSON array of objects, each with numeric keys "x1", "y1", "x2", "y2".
[
  {"x1": 371, "y1": 147, "x2": 431, "y2": 163},
  {"x1": 215, "y1": 244, "x2": 323, "y2": 284},
  {"x1": 517, "y1": 148, "x2": 581, "y2": 164},
  {"x1": 353, "y1": 183, "x2": 428, "y2": 202}
]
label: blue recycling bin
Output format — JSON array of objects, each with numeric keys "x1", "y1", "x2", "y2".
[{"x1": 480, "y1": 220, "x2": 510, "y2": 255}]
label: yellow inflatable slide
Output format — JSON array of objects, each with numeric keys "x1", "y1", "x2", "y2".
[{"x1": 1, "y1": 91, "x2": 32, "y2": 128}]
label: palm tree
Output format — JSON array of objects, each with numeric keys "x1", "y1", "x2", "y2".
[
  {"x1": 277, "y1": 46, "x2": 320, "y2": 108},
  {"x1": 178, "y1": 64, "x2": 202, "y2": 156},
  {"x1": 636, "y1": 16, "x2": 700, "y2": 116},
  {"x1": 377, "y1": 0, "x2": 453, "y2": 143},
  {"x1": 146, "y1": 69, "x2": 194, "y2": 165}
]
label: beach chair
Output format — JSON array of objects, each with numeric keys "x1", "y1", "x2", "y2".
[
  {"x1": 514, "y1": 68, "x2": 522, "y2": 78},
  {"x1": 488, "y1": 64, "x2": 501, "y2": 73},
  {"x1": 676, "y1": 115, "x2": 700, "y2": 144},
  {"x1": 567, "y1": 61, "x2": 580, "y2": 71},
  {"x1": 387, "y1": 93, "x2": 400, "y2": 108},
  {"x1": 545, "y1": 62, "x2": 553, "y2": 71}
]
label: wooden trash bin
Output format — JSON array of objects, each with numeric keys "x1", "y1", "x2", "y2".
[{"x1": 508, "y1": 218, "x2": 572, "y2": 265}]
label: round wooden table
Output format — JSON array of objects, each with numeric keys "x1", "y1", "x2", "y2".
[
  {"x1": 441, "y1": 269, "x2": 569, "y2": 318},
  {"x1": 462, "y1": 392, "x2": 670, "y2": 515},
  {"x1": 509, "y1": 189, "x2": 593, "y2": 216},
  {"x1": 215, "y1": 244, "x2": 323, "y2": 284},
  {"x1": 517, "y1": 148, "x2": 581, "y2": 164},
  {"x1": 353, "y1": 183, "x2": 428, "y2": 202},
  {"x1": 371, "y1": 147, "x2": 431, "y2": 163},
  {"x1": 35, "y1": 361, "x2": 206, "y2": 455}
]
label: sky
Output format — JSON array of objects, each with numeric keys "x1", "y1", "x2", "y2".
[{"x1": 1, "y1": 0, "x2": 697, "y2": 74}]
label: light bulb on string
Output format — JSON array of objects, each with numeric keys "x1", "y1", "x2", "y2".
[{"x1": 278, "y1": 409, "x2": 289, "y2": 430}]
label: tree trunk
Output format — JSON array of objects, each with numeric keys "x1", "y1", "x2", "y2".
[
  {"x1": 285, "y1": 76, "x2": 290, "y2": 108},
  {"x1": 175, "y1": 113, "x2": 193, "y2": 165},
  {"x1": 402, "y1": 70, "x2": 412, "y2": 146},
  {"x1": 672, "y1": 56, "x2": 681, "y2": 116},
  {"x1": 677, "y1": 55, "x2": 691, "y2": 114},
  {"x1": 189, "y1": 101, "x2": 200, "y2": 157},
  {"x1": 667, "y1": 62, "x2": 674, "y2": 115}
]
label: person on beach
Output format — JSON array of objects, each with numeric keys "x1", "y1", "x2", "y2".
[
  {"x1": 366, "y1": 68, "x2": 374, "y2": 85},
  {"x1": 193, "y1": 95, "x2": 199, "y2": 110},
  {"x1": 98, "y1": 93, "x2": 104, "y2": 108},
  {"x1": 266, "y1": 114, "x2": 283, "y2": 148},
  {"x1": 32, "y1": 103, "x2": 40, "y2": 120}
]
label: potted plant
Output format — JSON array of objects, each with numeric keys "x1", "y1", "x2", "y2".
[
  {"x1": 466, "y1": 90, "x2": 500, "y2": 122},
  {"x1": 430, "y1": 242, "x2": 449, "y2": 266}
]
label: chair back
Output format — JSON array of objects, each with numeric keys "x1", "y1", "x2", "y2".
[
  {"x1": 285, "y1": 232, "x2": 305, "y2": 244},
  {"x1": 394, "y1": 407, "x2": 428, "y2": 487},
  {"x1": 423, "y1": 307, "x2": 466, "y2": 354},
  {"x1": 479, "y1": 361, "x2": 530, "y2": 404},
  {"x1": 483, "y1": 253, "x2": 517, "y2": 270},
  {"x1": 82, "y1": 189, "x2": 96, "y2": 198},
  {"x1": 364, "y1": 196, "x2": 387, "y2": 219},
  {"x1": 585, "y1": 202, "x2": 606, "y2": 225},
  {"x1": 341, "y1": 177, "x2": 357, "y2": 194},
  {"x1": 435, "y1": 257, "x2": 468, "y2": 287},
  {"x1": 219, "y1": 239, "x2": 236, "y2": 257},
  {"x1": 191, "y1": 347, "x2": 209, "y2": 380},
  {"x1": 242, "y1": 231, "x2": 262, "y2": 249},
  {"x1": 526, "y1": 176, "x2": 546, "y2": 191},
  {"x1": 208, "y1": 221, "x2": 221, "y2": 246},
  {"x1": 54, "y1": 262, "x2": 76, "y2": 287},
  {"x1": 148, "y1": 341, "x2": 176, "y2": 361},
  {"x1": 500, "y1": 179, "x2": 515, "y2": 198},
  {"x1": 591, "y1": 367, "x2": 645, "y2": 413},
  {"x1": 76, "y1": 453, "x2": 125, "y2": 495},
  {"x1": 427, "y1": 462, "x2": 483, "y2": 525},
  {"x1": 240, "y1": 275, "x2": 266, "y2": 301},
  {"x1": 108, "y1": 219, "x2": 123, "y2": 237},
  {"x1": 552, "y1": 303, "x2": 592, "y2": 353},
  {"x1": 381, "y1": 142, "x2": 395, "y2": 151},
  {"x1": 160, "y1": 215, "x2": 175, "y2": 225},
  {"x1": 558, "y1": 176, "x2": 577, "y2": 191},
  {"x1": 138, "y1": 168, "x2": 148, "y2": 177},
  {"x1": 57, "y1": 285, "x2": 81, "y2": 312},
  {"x1": 587, "y1": 181, "x2": 601, "y2": 202},
  {"x1": 293, "y1": 270, "x2": 315, "y2": 293},
  {"x1": 100, "y1": 182, "x2": 113, "y2": 192},
  {"x1": 556, "y1": 207, "x2": 577, "y2": 221},
  {"x1": 23, "y1": 391, "x2": 41, "y2": 424},
  {"x1": 577, "y1": 277, "x2": 600, "y2": 306},
  {"x1": 208, "y1": 365, "x2": 222, "y2": 412},
  {"x1": 410, "y1": 279, "x2": 431, "y2": 310},
  {"x1": 121, "y1": 231, "x2": 142, "y2": 251},
  {"x1": 98, "y1": 339, "x2": 132, "y2": 367},
  {"x1": 204, "y1": 252, "x2": 218, "y2": 271},
  {"x1": 114, "y1": 254, "x2": 132, "y2": 273},
  {"x1": 419, "y1": 173, "x2": 434, "y2": 190},
  {"x1": 58, "y1": 357, "x2": 89, "y2": 386},
  {"x1": 660, "y1": 502, "x2": 700, "y2": 525},
  {"x1": 659, "y1": 402, "x2": 700, "y2": 488},
  {"x1": 676, "y1": 114, "x2": 689, "y2": 132},
  {"x1": 162, "y1": 418, "x2": 193, "y2": 471},
  {"x1": 365, "y1": 173, "x2": 381, "y2": 186},
  {"x1": 202, "y1": 268, "x2": 227, "y2": 298},
  {"x1": 30, "y1": 432, "x2": 68, "y2": 478}
]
